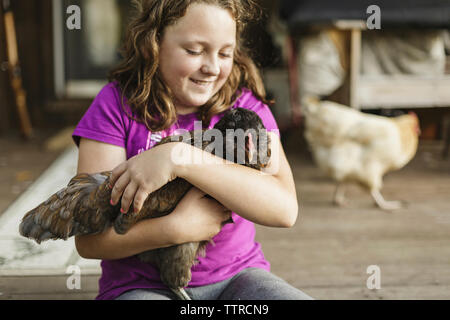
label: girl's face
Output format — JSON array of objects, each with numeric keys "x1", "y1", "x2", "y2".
[{"x1": 158, "y1": 3, "x2": 236, "y2": 115}]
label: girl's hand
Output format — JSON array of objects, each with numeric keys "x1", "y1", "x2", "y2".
[
  {"x1": 109, "y1": 142, "x2": 180, "y2": 214},
  {"x1": 167, "y1": 187, "x2": 232, "y2": 244}
]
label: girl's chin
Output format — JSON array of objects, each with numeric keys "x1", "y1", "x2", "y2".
[
  {"x1": 176, "y1": 105, "x2": 201, "y2": 115},
  {"x1": 183, "y1": 94, "x2": 215, "y2": 107},
  {"x1": 175, "y1": 98, "x2": 210, "y2": 114}
]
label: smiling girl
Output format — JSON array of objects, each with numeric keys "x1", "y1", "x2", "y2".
[{"x1": 72, "y1": 0, "x2": 312, "y2": 300}]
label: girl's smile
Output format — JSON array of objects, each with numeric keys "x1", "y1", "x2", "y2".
[
  {"x1": 189, "y1": 78, "x2": 217, "y2": 92},
  {"x1": 158, "y1": 3, "x2": 236, "y2": 115},
  {"x1": 190, "y1": 79, "x2": 214, "y2": 86}
]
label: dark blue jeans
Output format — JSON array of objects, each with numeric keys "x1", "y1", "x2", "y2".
[{"x1": 116, "y1": 268, "x2": 313, "y2": 300}]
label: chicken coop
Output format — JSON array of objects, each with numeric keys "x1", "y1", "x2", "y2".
[
  {"x1": 274, "y1": 0, "x2": 450, "y2": 149},
  {"x1": 0, "y1": 0, "x2": 450, "y2": 302}
]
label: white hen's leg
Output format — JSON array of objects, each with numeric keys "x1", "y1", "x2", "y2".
[
  {"x1": 333, "y1": 182, "x2": 348, "y2": 207},
  {"x1": 370, "y1": 189, "x2": 402, "y2": 211}
]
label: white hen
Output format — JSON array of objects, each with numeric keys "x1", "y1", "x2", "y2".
[{"x1": 303, "y1": 99, "x2": 420, "y2": 210}]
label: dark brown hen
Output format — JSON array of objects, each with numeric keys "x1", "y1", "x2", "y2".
[{"x1": 19, "y1": 107, "x2": 271, "y2": 300}]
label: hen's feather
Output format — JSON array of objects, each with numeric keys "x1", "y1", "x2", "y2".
[{"x1": 19, "y1": 172, "x2": 116, "y2": 243}]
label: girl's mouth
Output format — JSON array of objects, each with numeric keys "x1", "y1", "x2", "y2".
[{"x1": 190, "y1": 79, "x2": 213, "y2": 87}]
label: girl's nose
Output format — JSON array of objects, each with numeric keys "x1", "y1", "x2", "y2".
[{"x1": 201, "y1": 56, "x2": 220, "y2": 76}]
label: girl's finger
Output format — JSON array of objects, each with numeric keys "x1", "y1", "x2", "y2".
[
  {"x1": 110, "y1": 171, "x2": 130, "y2": 206},
  {"x1": 120, "y1": 181, "x2": 139, "y2": 214},
  {"x1": 133, "y1": 187, "x2": 150, "y2": 214},
  {"x1": 109, "y1": 162, "x2": 127, "y2": 189}
]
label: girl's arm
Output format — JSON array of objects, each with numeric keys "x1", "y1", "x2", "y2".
[
  {"x1": 110, "y1": 132, "x2": 299, "y2": 229},
  {"x1": 75, "y1": 138, "x2": 230, "y2": 260},
  {"x1": 175, "y1": 132, "x2": 298, "y2": 228}
]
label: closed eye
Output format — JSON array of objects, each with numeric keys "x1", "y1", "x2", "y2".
[
  {"x1": 186, "y1": 49, "x2": 202, "y2": 56},
  {"x1": 220, "y1": 52, "x2": 233, "y2": 58}
]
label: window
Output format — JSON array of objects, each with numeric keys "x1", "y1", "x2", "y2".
[{"x1": 53, "y1": 0, "x2": 134, "y2": 98}]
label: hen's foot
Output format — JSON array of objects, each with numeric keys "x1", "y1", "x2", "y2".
[
  {"x1": 371, "y1": 190, "x2": 403, "y2": 211},
  {"x1": 333, "y1": 183, "x2": 349, "y2": 207},
  {"x1": 333, "y1": 196, "x2": 349, "y2": 207}
]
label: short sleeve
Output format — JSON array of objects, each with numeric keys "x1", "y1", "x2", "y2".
[
  {"x1": 72, "y1": 83, "x2": 130, "y2": 148},
  {"x1": 234, "y1": 88, "x2": 281, "y2": 138}
]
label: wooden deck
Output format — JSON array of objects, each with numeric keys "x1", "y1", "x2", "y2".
[
  {"x1": 260, "y1": 134, "x2": 450, "y2": 300},
  {"x1": 1, "y1": 131, "x2": 449, "y2": 300}
]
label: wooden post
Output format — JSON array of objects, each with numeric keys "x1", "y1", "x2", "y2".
[
  {"x1": 286, "y1": 34, "x2": 302, "y2": 125},
  {"x1": 349, "y1": 28, "x2": 362, "y2": 109},
  {"x1": 333, "y1": 20, "x2": 365, "y2": 109},
  {"x1": 1, "y1": 0, "x2": 33, "y2": 139},
  {"x1": 0, "y1": 5, "x2": 11, "y2": 134}
]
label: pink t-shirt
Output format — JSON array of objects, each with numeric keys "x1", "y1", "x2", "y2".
[{"x1": 72, "y1": 82, "x2": 280, "y2": 300}]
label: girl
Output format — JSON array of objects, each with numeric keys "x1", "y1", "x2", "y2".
[{"x1": 72, "y1": 0, "x2": 312, "y2": 300}]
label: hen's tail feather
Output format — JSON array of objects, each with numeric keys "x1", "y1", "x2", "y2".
[
  {"x1": 19, "y1": 172, "x2": 116, "y2": 243},
  {"x1": 19, "y1": 213, "x2": 58, "y2": 244}
]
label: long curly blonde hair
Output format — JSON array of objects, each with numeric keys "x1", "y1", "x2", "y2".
[{"x1": 108, "y1": 0, "x2": 269, "y2": 132}]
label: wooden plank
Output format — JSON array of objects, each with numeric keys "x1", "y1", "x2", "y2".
[
  {"x1": 333, "y1": 20, "x2": 367, "y2": 31},
  {"x1": 44, "y1": 126, "x2": 77, "y2": 152},
  {"x1": 252, "y1": 141, "x2": 450, "y2": 300},
  {"x1": 3, "y1": 7, "x2": 33, "y2": 139},
  {"x1": 3, "y1": 12, "x2": 18, "y2": 66},
  {"x1": 0, "y1": 267, "x2": 101, "y2": 277},
  {"x1": 302, "y1": 284, "x2": 450, "y2": 300},
  {"x1": 1, "y1": 292, "x2": 98, "y2": 300},
  {"x1": 349, "y1": 28, "x2": 361, "y2": 109},
  {"x1": 358, "y1": 75, "x2": 450, "y2": 108},
  {"x1": 0, "y1": 6, "x2": 12, "y2": 133},
  {"x1": 66, "y1": 80, "x2": 108, "y2": 99},
  {"x1": 0, "y1": 274, "x2": 100, "y2": 295}
]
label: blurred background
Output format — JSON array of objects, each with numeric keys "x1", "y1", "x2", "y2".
[{"x1": 0, "y1": 0, "x2": 449, "y2": 300}]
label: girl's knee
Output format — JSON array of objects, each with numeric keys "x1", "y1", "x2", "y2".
[
  {"x1": 115, "y1": 288, "x2": 174, "y2": 300},
  {"x1": 221, "y1": 268, "x2": 314, "y2": 300}
]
